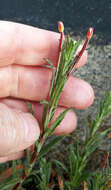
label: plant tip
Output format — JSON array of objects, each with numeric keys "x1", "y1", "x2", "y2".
[
  {"x1": 58, "y1": 21, "x2": 64, "y2": 33},
  {"x1": 87, "y1": 27, "x2": 93, "y2": 40}
]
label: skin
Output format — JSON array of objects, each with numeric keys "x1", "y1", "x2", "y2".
[{"x1": 0, "y1": 21, "x2": 94, "y2": 163}]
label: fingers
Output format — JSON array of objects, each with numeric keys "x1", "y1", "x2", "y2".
[
  {"x1": 59, "y1": 76, "x2": 94, "y2": 109},
  {"x1": 0, "y1": 145, "x2": 34, "y2": 163},
  {"x1": 0, "y1": 101, "x2": 77, "y2": 162},
  {"x1": 0, "y1": 65, "x2": 94, "y2": 108},
  {"x1": 0, "y1": 99, "x2": 77, "y2": 135},
  {"x1": 49, "y1": 107, "x2": 77, "y2": 135},
  {"x1": 0, "y1": 21, "x2": 59, "y2": 66},
  {"x1": 32, "y1": 104, "x2": 77, "y2": 135},
  {"x1": 0, "y1": 21, "x2": 87, "y2": 67},
  {"x1": 0, "y1": 151, "x2": 25, "y2": 163},
  {"x1": 0, "y1": 103, "x2": 40, "y2": 157}
]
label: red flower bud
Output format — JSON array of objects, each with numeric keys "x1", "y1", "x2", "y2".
[
  {"x1": 87, "y1": 27, "x2": 93, "y2": 40},
  {"x1": 58, "y1": 21, "x2": 64, "y2": 33}
]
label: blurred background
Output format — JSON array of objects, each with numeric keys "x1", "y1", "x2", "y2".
[
  {"x1": 0, "y1": 0, "x2": 111, "y2": 151},
  {"x1": 0, "y1": 0, "x2": 111, "y2": 40}
]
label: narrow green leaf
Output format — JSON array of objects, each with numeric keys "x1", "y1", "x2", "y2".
[
  {"x1": 84, "y1": 118, "x2": 89, "y2": 144},
  {"x1": 48, "y1": 62, "x2": 56, "y2": 98},
  {"x1": 82, "y1": 128, "x2": 111, "y2": 160},
  {"x1": 97, "y1": 99, "x2": 103, "y2": 118},
  {"x1": 38, "y1": 135, "x2": 65, "y2": 158},
  {"x1": 12, "y1": 160, "x2": 17, "y2": 177},
  {"x1": 0, "y1": 178, "x2": 19, "y2": 190},
  {"x1": 40, "y1": 100, "x2": 49, "y2": 105},
  {"x1": 50, "y1": 76, "x2": 66, "y2": 108},
  {"x1": 84, "y1": 139, "x2": 103, "y2": 158},
  {"x1": 38, "y1": 158, "x2": 52, "y2": 189},
  {"x1": 75, "y1": 140, "x2": 81, "y2": 160},
  {"x1": 45, "y1": 58, "x2": 54, "y2": 67},
  {"x1": 46, "y1": 163, "x2": 51, "y2": 185},
  {"x1": 91, "y1": 92, "x2": 111, "y2": 136},
  {"x1": 26, "y1": 149, "x2": 31, "y2": 165},
  {"x1": 64, "y1": 182, "x2": 72, "y2": 190},
  {"x1": 44, "y1": 108, "x2": 71, "y2": 137},
  {"x1": 26, "y1": 102, "x2": 34, "y2": 115},
  {"x1": 40, "y1": 99, "x2": 49, "y2": 129},
  {"x1": 42, "y1": 104, "x2": 49, "y2": 129},
  {"x1": 69, "y1": 144, "x2": 78, "y2": 179},
  {"x1": 25, "y1": 149, "x2": 31, "y2": 176},
  {"x1": 77, "y1": 172, "x2": 95, "y2": 186},
  {"x1": 53, "y1": 159, "x2": 68, "y2": 174}
]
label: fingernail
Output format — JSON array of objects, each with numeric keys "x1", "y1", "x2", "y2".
[{"x1": 20, "y1": 113, "x2": 40, "y2": 142}]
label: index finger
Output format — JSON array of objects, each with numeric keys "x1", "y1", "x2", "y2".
[{"x1": 0, "y1": 21, "x2": 87, "y2": 67}]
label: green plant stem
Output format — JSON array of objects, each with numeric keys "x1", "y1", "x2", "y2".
[
  {"x1": 12, "y1": 24, "x2": 94, "y2": 190},
  {"x1": 44, "y1": 77, "x2": 66, "y2": 131},
  {"x1": 91, "y1": 115, "x2": 104, "y2": 137},
  {"x1": 12, "y1": 137, "x2": 45, "y2": 190},
  {"x1": 43, "y1": 31, "x2": 65, "y2": 131}
]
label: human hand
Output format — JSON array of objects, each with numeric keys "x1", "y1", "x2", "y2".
[{"x1": 0, "y1": 21, "x2": 94, "y2": 163}]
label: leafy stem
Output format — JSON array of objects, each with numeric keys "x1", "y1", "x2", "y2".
[{"x1": 10, "y1": 21, "x2": 93, "y2": 190}]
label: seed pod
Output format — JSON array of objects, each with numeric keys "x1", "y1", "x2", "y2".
[
  {"x1": 58, "y1": 21, "x2": 64, "y2": 33},
  {"x1": 87, "y1": 27, "x2": 93, "y2": 40}
]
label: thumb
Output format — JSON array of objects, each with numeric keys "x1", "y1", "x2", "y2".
[{"x1": 0, "y1": 103, "x2": 40, "y2": 156}]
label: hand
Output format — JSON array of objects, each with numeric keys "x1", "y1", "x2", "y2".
[{"x1": 0, "y1": 21, "x2": 94, "y2": 163}]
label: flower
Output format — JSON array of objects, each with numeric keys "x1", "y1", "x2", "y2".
[
  {"x1": 87, "y1": 27, "x2": 93, "y2": 40},
  {"x1": 58, "y1": 21, "x2": 64, "y2": 33}
]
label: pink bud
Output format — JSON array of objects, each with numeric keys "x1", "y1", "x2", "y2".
[
  {"x1": 87, "y1": 27, "x2": 93, "y2": 40},
  {"x1": 58, "y1": 21, "x2": 64, "y2": 33}
]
